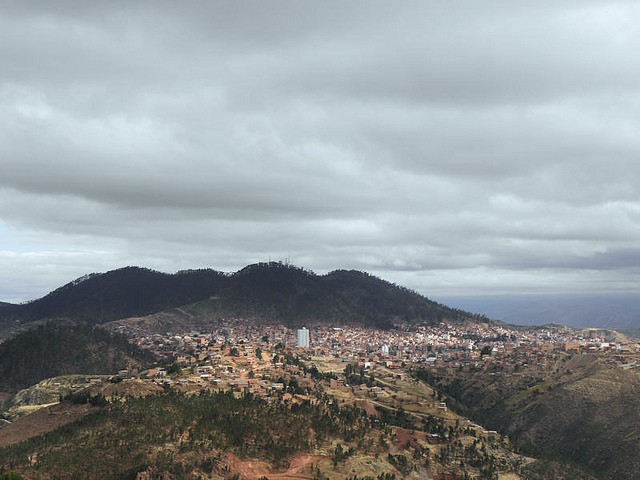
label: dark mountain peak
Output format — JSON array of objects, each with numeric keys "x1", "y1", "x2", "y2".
[
  {"x1": 1, "y1": 267, "x2": 228, "y2": 328},
  {"x1": 102, "y1": 265, "x2": 162, "y2": 275},
  {"x1": 176, "y1": 267, "x2": 227, "y2": 276},
  {"x1": 1, "y1": 263, "x2": 491, "y2": 337},
  {"x1": 50, "y1": 266, "x2": 164, "y2": 295},
  {"x1": 235, "y1": 261, "x2": 312, "y2": 277},
  {"x1": 322, "y1": 268, "x2": 423, "y2": 300},
  {"x1": 325, "y1": 269, "x2": 372, "y2": 278},
  {"x1": 230, "y1": 263, "x2": 318, "y2": 294}
]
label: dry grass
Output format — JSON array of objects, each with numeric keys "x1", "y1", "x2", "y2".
[{"x1": 0, "y1": 402, "x2": 96, "y2": 447}]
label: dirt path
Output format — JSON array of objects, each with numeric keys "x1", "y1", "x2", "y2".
[
  {"x1": 224, "y1": 453, "x2": 328, "y2": 480},
  {"x1": 268, "y1": 454, "x2": 326, "y2": 479}
]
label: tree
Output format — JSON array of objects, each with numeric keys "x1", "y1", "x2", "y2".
[
  {"x1": 1, "y1": 472, "x2": 26, "y2": 480},
  {"x1": 166, "y1": 362, "x2": 182, "y2": 375}
]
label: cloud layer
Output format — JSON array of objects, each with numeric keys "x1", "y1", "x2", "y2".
[{"x1": 2, "y1": 1, "x2": 640, "y2": 302}]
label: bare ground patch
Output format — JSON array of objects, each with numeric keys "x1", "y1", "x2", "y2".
[
  {"x1": 0, "y1": 402, "x2": 96, "y2": 447},
  {"x1": 221, "y1": 452, "x2": 328, "y2": 480}
]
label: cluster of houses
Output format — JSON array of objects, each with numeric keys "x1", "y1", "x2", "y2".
[{"x1": 107, "y1": 317, "x2": 639, "y2": 400}]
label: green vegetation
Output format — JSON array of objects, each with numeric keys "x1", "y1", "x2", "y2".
[
  {"x1": 0, "y1": 472, "x2": 25, "y2": 480},
  {"x1": 0, "y1": 267, "x2": 229, "y2": 326},
  {"x1": 387, "y1": 453, "x2": 412, "y2": 476},
  {"x1": 412, "y1": 356, "x2": 639, "y2": 480},
  {"x1": 344, "y1": 364, "x2": 376, "y2": 387},
  {"x1": 0, "y1": 349, "x2": 539, "y2": 479},
  {"x1": 375, "y1": 405, "x2": 414, "y2": 430},
  {"x1": 1, "y1": 263, "x2": 490, "y2": 338},
  {"x1": 0, "y1": 390, "x2": 374, "y2": 479},
  {"x1": 0, "y1": 322, "x2": 154, "y2": 392}
]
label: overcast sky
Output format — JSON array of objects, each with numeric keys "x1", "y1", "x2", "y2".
[{"x1": 2, "y1": 1, "x2": 640, "y2": 303}]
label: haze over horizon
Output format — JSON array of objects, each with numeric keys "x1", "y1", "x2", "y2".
[{"x1": 2, "y1": 1, "x2": 640, "y2": 305}]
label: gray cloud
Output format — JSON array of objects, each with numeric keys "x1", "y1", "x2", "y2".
[{"x1": 1, "y1": 1, "x2": 640, "y2": 302}]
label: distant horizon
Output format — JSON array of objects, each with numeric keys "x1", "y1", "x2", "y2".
[
  {"x1": 3, "y1": 2, "x2": 640, "y2": 311},
  {"x1": 2, "y1": 262, "x2": 639, "y2": 332},
  {"x1": 4, "y1": 261, "x2": 640, "y2": 306},
  {"x1": 439, "y1": 293, "x2": 640, "y2": 331}
]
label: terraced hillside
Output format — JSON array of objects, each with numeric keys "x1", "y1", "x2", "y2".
[{"x1": 414, "y1": 353, "x2": 640, "y2": 479}]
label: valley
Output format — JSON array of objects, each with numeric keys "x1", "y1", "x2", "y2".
[
  {"x1": 1, "y1": 264, "x2": 638, "y2": 479},
  {"x1": 2, "y1": 316, "x2": 638, "y2": 479}
]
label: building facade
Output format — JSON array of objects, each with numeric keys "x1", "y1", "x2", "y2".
[{"x1": 297, "y1": 327, "x2": 310, "y2": 348}]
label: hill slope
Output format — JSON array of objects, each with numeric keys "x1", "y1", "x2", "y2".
[
  {"x1": 0, "y1": 267, "x2": 228, "y2": 329},
  {"x1": 321, "y1": 269, "x2": 485, "y2": 326},
  {"x1": 1, "y1": 263, "x2": 489, "y2": 336},
  {"x1": 415, "y1": 354, "x2": 640, "y2": 480},
  {"x1": 0, "y1": 322, "x2": 154, "y2": 393}
]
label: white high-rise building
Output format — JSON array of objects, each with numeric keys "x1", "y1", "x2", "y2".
[{"x1": 296, "y1": 327, "x2": 310, "y2": 348}]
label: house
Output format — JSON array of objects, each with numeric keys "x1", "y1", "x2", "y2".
[{"x1": 232, "y1": 380, "x2": 249, "y2": 393}]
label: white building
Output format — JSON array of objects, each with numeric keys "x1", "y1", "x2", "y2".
[{"x1": 297, "y1": 327, "x2": 310, "y2": 348}]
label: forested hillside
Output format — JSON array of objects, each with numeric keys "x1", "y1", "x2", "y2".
[
  {"x1": 0, "y1": 263, "x2": 490, "y2": 338},
  {"x1": 413, "y1": 354, "x2": 640, "y2": 480},
  {"x1": 0, "y1": 390, "x2": 379, "y2": 479},
  {"x1": 0, "y1": 322, "x2": 154, "y2": 393},
  {"x1": 0, "y1": 267, "x2": 228, "y2": 327}
]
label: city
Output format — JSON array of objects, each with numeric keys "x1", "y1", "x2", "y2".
[{"x1": 109, "y1": 320, "x2": 640, "y2": 402}]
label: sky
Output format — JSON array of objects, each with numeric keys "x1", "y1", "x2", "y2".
[{"x1": 2, "y1": 1, "x2": 640, "y2": 304}]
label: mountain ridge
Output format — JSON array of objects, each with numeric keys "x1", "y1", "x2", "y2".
[
  {"x1": 0, "y1": 262, "x2": 491, "y2": 338},
  {"x1": 414, "y1": 353, "x2": 640, "y2": 480}
]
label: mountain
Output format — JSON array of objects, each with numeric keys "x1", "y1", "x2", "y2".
[
  {"x1": 0, "y1": 322, "x2": 154, "y2": 393},
  {"x1": 0, "y1": 267, "x2": 228, "y2": 326},
  {"x1": 321, "y1": 269, "x2": 484, "y2": 325},
  {"x1": 0, "y1": 349, "x2": 533, "y2": 480},
  {"x1": 0, "y1": 263, "x2": 490, "y2": 337},
  {"x1": 163, "y1": 265, "x2": 487, "y2": 329}
]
